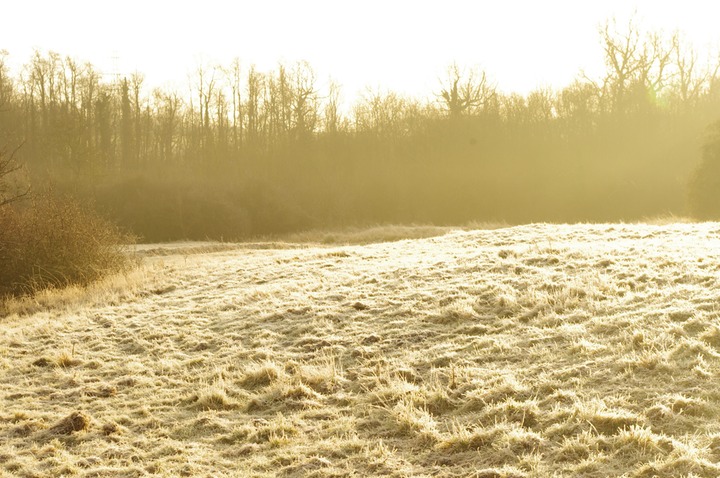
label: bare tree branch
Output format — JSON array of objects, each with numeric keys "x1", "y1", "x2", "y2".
[
  {"x1": 0, "y1": 144, "x2": 30, "y2": 208},
  {"x1": 438, "y1": 63, "x2": 496, "y2": 118}
]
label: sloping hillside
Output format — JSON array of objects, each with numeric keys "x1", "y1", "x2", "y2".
[{"x1": 3, "y1": 223, "x2": 720, "y2": 477}]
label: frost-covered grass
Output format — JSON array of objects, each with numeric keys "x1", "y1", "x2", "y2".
[{"x1": 3, "y1": 223, "x2": 720, "y2": 477}]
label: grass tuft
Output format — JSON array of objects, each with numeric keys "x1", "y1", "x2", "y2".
[{"x1": 48, "y1": 412, "x2": 91, "y2": 435}]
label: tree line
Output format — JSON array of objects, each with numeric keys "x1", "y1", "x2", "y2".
[{"x1": 2, "y1": 19, "x2": 720, "y2": 241}]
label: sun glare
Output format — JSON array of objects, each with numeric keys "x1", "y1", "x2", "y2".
[{"x1": 3, "y1": 1, "x2": 719, "y2": 99}]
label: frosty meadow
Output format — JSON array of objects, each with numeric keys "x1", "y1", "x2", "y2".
[{"x1": 3, "y1": 223, "x2": 720, "y2": 476}]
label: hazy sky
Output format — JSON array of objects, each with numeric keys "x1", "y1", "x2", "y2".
[{"x1": 4, "y1": 0, "x2": 720, "y2": 100}]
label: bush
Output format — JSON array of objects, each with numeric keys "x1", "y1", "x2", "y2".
[
  {"x1": 689, "y1": 122, "x2": 720, "y2": 219},
  {"x1": 0, "y1": 191, "x2": 132, "y2": 297},
  {"x1": 84, "y1": 173, "x2": 315, "y2": 242}
]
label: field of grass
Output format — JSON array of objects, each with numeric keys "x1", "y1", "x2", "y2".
[{"x1": 3, "y1": 223, "x2": 720, "y2": 477}]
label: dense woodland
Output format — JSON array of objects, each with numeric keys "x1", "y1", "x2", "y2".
[{"x1": 2, "y1": 21, "x2": 720, "y2": 241}]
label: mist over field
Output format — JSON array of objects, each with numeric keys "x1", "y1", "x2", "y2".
[
  {"x1": 1, "y1": 19, "x2": 720, "y2": 242},
  {"x1": 4, "y1": 5, "x2": 720, "y2": 477}
]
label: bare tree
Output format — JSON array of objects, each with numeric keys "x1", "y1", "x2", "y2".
[
  {"x1": 438, "y1": 63, "x2": 495, "y2": 118},
  {"x1": 225, "y1": 58, "x2": 244, "y2": 152},
  {"x1": 197, "y1": 64, "x2": 216, "y2": 141},
  {"x1": 130, "y1": 72, "x2": 145, "y2": 163},
  {"x1": 268, "y1": 64, "x2": 293, "y2": 140},
  {"x1": 0, "y1": 50, "x2": 13, "y2": 113},
  {"x1": 597, "y1": 17, "x2": 675, "y2": 113},
  {"x1": 526, "y1": 88, "x2": 556, "y2": 123},
  {"x1": 153, "y1": 89, "x2": 180, "y2": 163},
  {"x1": 671, "y1": 36, "x2": 720, "y2": 109},
  {"x1": 245, "y1": 66, "x2": 264, "y2": 149},
  {"x1": 323, "y1": 79, "x2": 343, "y2": 134},
  {"x1": 556, "y1": 80, "x2": 601, "y2": 136},
  {"x1": 354, "y1": 89, "x2": 411, "y2": 138},
  {"x1": 291, "y1": 61, "x2": 318, "y2": 140}
]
